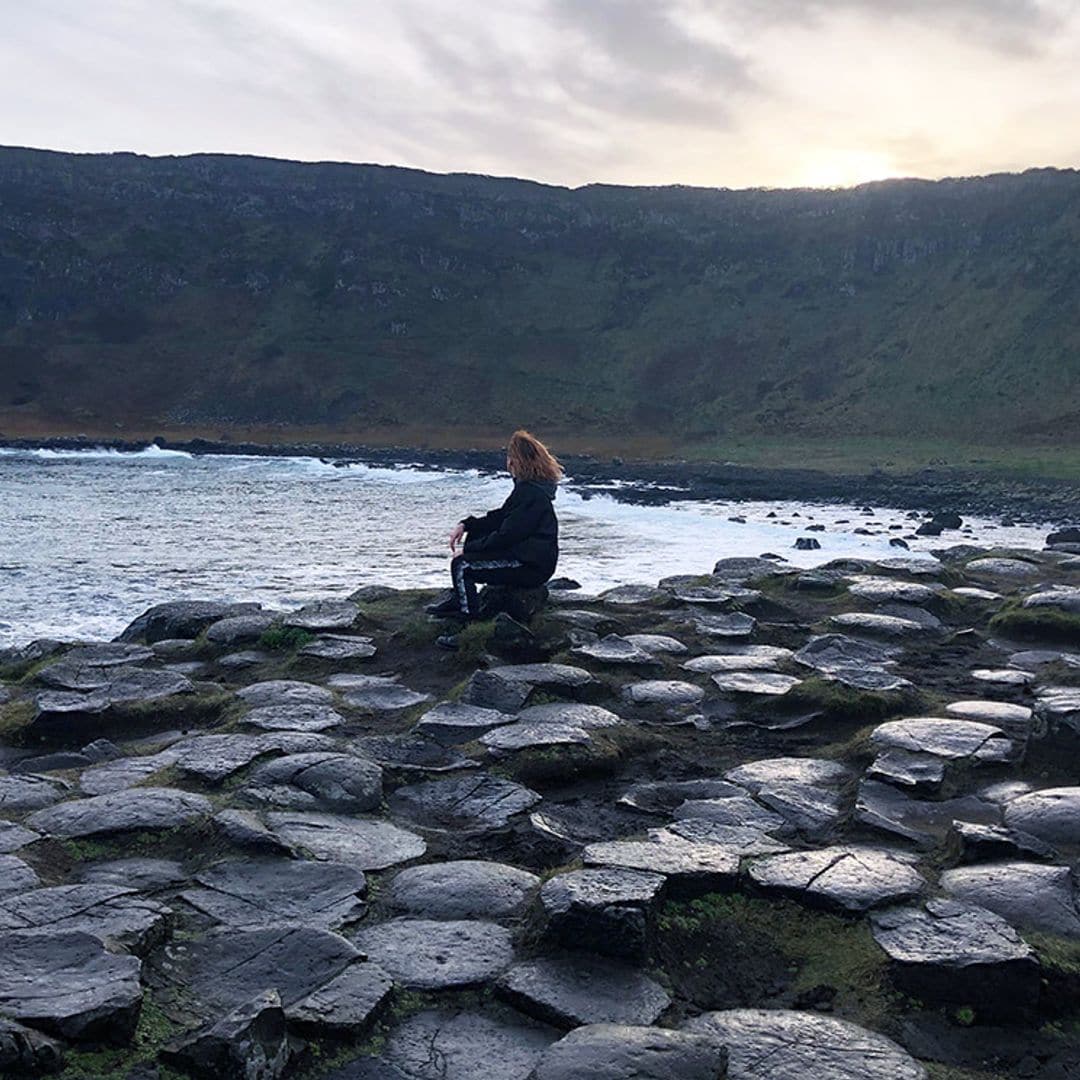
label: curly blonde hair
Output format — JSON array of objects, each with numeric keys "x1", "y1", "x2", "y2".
[{"x1": 507, "y1": 430, "x2": 563, "y2": 483}]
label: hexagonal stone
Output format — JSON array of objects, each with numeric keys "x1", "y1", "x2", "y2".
[
  {"x1": 683, "y1": 1008, "x2": 926, "y2": 1079},
  {"x1": 540, "y1": 868, "x2": 665, "y2": 961},
  {"x1": 158, "y1": 926, "x2": 360, "y2": 1019},
  {"x1": 624, "y1": 634, "x2": 687, "y2": 655},
  {"x1": 27, "y1": 787, "x2": 212, "y2": 838},
  {"x1": 1003, "y1": 788, "x2": 1080, "y2": 847},
  {"x1": 0, "y1": 884, "x2": 168, "y2": 954},
  {"x1": 793, "y1": 634, "x2": 898, "y2": 674},
  {"x1": 573, "y1": 636, "x2": 656, "y2": 665},
  {"x1": 365, "y1": 1009, "x2": 556, "y2": 1080},
  {"x1": 284, "y1": 600, "x2": 361, "y2": 630},
  {"x1": 672, "y1": 793, "x2": 788, "y2": 835},
  {"x1": 461, "y1": 671, "x2": 534, "y2": 713},
  {"x1": 496, "y1": 953, "x2": 670, "y2": 1029},
  {"x1": 711, "y1": 672, "x2": 801, "y2": 696},
  {"x1": 242, "y1": 703, "x2": 346, "y2": 733},
  {"x1": 726, "y1": 757, "x2": 853, "y2": 792},
  {"x1": 658, "y1": 821, "x2": 791, "y2": 856},
  {"x1": 824, "y1": 668, "x2": 914, "y2": 693},
  {"x1": 415, "y1": 702, "x2": 514, "y2": 745},
  {"x1": 352, "y1": 918, "x2": 514, "y2": 989},
  {"x1": 388, "y1": 776, "x2": 540, "y2": 834},
  {"x1": 830, "y1": 612, "x2": 933, "y2": 638},
  {"x1": 584, "y1": 837, "x2": 739, "y2": 894},
  {"x1": 966, "y1": 557, "x2": 1043, "y2": 579},
  {"x1": 80, "y1": 748, "x2": 182, "y2": 795},
  {"x1": 0, "y1": 930, "x2": 142, "y2": 1042},
  {"x1": 213, "y1": 809, "x2": 293, "y2": 856},
  {"x1": 532, "y1": 1024, "x2": 727, "y2": 1080},
  {"x1": 236, "y1": 680, "x2": 334, "y2": 708},
  {"x1": 849, "y1": 578, "x2": 940, "y2": 604},
  {"x1": 748, "y1": 846, "x2": 924, "y2": 913},
  {"x1": 244, "y1": 752, "x2": 382, "y2": 812},
  {"x1": 65, "y1": 643, "x2": 156, "y2": 667},
  {"x1": 481, "y1": 722, "x2": 592, "y2": 755},
  {"x1": 971, "y1": 668, "x2": 1034, "y2": 687},
  {"x1": 328, "y1": 674, "x2": 432, "y2": 711},
  {"x1": 175, "y1": 732, "x2": 337, "y2": 783},
  {"x1": 299, "y1": 635, "x2": 377, "y2": 661},
  {"x1": 0, "y1": 775, "x2": 69, "y2": 812},
  {"x1": 940, "y1": 862, "x2": 1080, "y2": 938},
  {"x1": 870, "y1": 899, "x2": 1039, "y2": 1012},
  {"x1": 486, "y1": 664, "x2": 595, "y2": 690},
  {"x1": 724, "y1": 758, "x2": 853, "y2": 841},
  {"x1": 945, "y1": 700, "x2": 1033, "y2": 740},
  {"x1": 870, "y1": 718, "x2": 1015, "y2": 763},
  {"x1": 0, "y1": 855, "x2": 39, "y2": 896},
  {"x1": 622, "y1": 680, "x2": 705, "y2": 707},
  {"x1": 285, "y1": 962, "x2": 393, "y2": 1033},
  {"x1": 182, "y1": 858, "x2": 366, "y2": 930},
  {"x1": 683, "y1": 646, "x2": 792, "y2": 673},
  {"x1": 268, "y1": 812, "x2": 426, "y2": 869},
  {"x1": 685, "y1": 612, "x2": 757, "y2": 639},
  {"x1": 387, "y1": 860, "x2": 539, "y2": 920},
  {"x1": 712, "y1": 556, "x2": 781, "y2": 581},
  {"x1": 518, "y1": 703, "x2": 622, "y2": 729}
]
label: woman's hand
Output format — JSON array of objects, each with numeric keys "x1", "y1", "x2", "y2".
[{"x1": 449, "y1": 522, "x2": 465, "y2": 553}]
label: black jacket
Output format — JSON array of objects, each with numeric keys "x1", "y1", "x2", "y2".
[{"x1": 462, "y1": 479, "x2": 559, "y2": 576}]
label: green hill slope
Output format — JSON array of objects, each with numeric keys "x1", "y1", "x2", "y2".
[{"x1": 1, "y1": 146, "x2": 1078, "y2": 451}]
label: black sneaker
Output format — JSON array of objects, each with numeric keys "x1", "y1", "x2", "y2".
[
  {"x1": 425, "y1": 594, "x2": 462, "y2": 616},
  {"x1": 436, "y1": 634, "x2": 460, "y2": 651}
]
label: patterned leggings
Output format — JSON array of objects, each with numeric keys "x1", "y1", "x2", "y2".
[{"x1": 450, "y1": 554, "x2": 542, "y2": 616}]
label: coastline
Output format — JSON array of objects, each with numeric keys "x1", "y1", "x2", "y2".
[{"x1": 3, "y1": 433, "x2": 1079, "y2": 523}]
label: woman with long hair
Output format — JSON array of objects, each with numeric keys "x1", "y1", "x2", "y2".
[{"x1": 427, "y1": 430, "x2": 562, "y2": 625}]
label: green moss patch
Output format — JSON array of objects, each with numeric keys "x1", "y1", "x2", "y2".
[
  {"x1": 989, "y1": 604, "x2": 1080, "y2": 645},
  {"x1": 258, "y1": 626, "x2": 316, "y2": 651}
]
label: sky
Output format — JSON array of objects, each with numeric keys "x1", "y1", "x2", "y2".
[{"x1": 3, "y1": 0, "x2": 1080, "y2": 190}]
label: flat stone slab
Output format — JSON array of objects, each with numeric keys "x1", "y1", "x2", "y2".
[
  {"x1": 183, "y1": 858, "x2": 366, "y2": 930},
  {"x1": 599, "y1": 585, "x2": 670, "y2": 606},
  {"x1": 486, "y1": 664, "x2": 595, "y2": 689},
  {"x1": 672, "y1": 793, "x2": 788, "y2": 835},
  {"x1": 870, "y1": 898, "x2": 1039, "y2": 1010},
  {"x1": 945, "y1": 700, "x2": 1033, "y2": 739},
  {"x1": 683, "y1": 647, "x2": 792, "y2": 673},
  {"x1": 849, "y1": 577, "x2": 941, "y2": 604},
  {"x1": 748, "y1": 846, "x2": 924, "y2": 912},
  {"x1": 685, "y1": 612, "x2": 757, "y2": 638},
  {"x1": 517, "y1": 703, "x2": 622, "y2": 729},
  {"x1": 204, "y1": 613, "x2": 277, "y2": 645},
  {"x1": 415, "y1": 702, "x2": 514, "y2": 744},
  {"x1": 824, "y1": 667, "x2": 914, "y2": 692},
  {"x1": 0, "y1": 822, "x2": 38, "y2": 854},
  {"x1": 953, "y1": 587, "x2": 1003, "y2": 602},
  {"x1": 658, "y1": 821, "x2": 791, "y2": 856},
  {"x1": 389, "y1": 776, "x2": 541, "y2": 833},
  {"x1": 573, "y1": 635, "x2": 656, "y2": 665},
  {"x1": 867, "y1": 750, "x2": 946, "y2": 792},
  {"x1": 175, "y1": 732, "x2": 337, "y2": 783},
  {"x1": 80, "y1": 748, "x2": 182, "y2": 795},
  {"x1": 684, "y1": 1007, "x2": 927, "y2": 1079},
  {"x1": 618, "y1": 778, "x2": 744, "y2": 815},
  {"x1": 352, "y1": 918, "x2": 514, "y2": 989},
  {"x1": 62, "y1": 643, "x2": 156, "y2": 668},
  {"x1": 496, "y1": 953, "x2": 670, "y2": 1029},
  {"x1": 532, "y1": 1024, "x2": 727, "y2": 1080},
  {"x1": 1003, "y1": 787, "x2": 1080, "y2": 847},
  {"x1": 366, "y1": 1009, "x2": 556, "y2": 1080},
  {"x1": 328, "y1": 674, "x2": 432, "y2": 711},
  {"x1": 0, "y1": 883, "x2": 169, "y2": 954},
  {"x1": 831, "y1": 612, "x2": 933, "y2": 638},
  {"x1": 966, "y1": 557, "x2": 1043, "y2": 578},
  {"x1": 80, "y1": 858, "x2": 186, "y2": 892},
  {"x1": 1036, "y1": 687, "x2": 1080, "y2": 732},
  {"x1": 727, "y1": 757, "x2": 854, "y2": 792},
  {"x1": 482, "y1": 722, "x2": 592, "y2": 754},
  {"x1": 284, "y1": 600, "x2": 361, "y2": 630},
  {"x1": 583, "y1": 837, "x2": 739, "y2": 892},
  {"x1": 268, "y1": 811, "x2": 426, "y2": 869},
  {"x1": 870, "y1": 718, "x2": 1015, "y2": 763},
  {"x1": 387, "y1": 860, "x2": 540, "y2": 920},
  {"x1": 158, "y1": 926, "x2": 360, "y2": 1019},
  {"x1": 120, "y1": 600, "x2": 261, "y2": 643},
  {"x1": 946, "y1": 821, "x2": 1057, "y2": 864},
  {"x1": 213, "y1": 809, "x2": 293, "y2": 856},
  {"x1": 284, "y1": 962, "x2": 393, "y2": 1033},
  {"x1": 0, "y1": 855, "x2": 40, "y2": 896},
  {"x1": 711, "y1": 672, "x2": 802, "y2": 696},
  {"x1": 0, "y1": 930, "x2": 142, "y2": 1042},
  {"x1": 28, "y1": 787, "x2": 212, "y2": 838},
  {"x1": 353, "y1": 734, "x2": 478, "y2": 773},
  {"x1": 941, "y1": 861, "x2": 1080, "y2": 937},
  {"x1": 622, "y1": 680, "x2": 705, "y2": 707},
  {"x1": 624, "y1": 634, "x2": 687, "y2": 655},
  {"x1": 971, "y1": 668, "x2": 1034, "y2": 687},
  {"x1": 241, "y1": 703, "x2": 346, "y2": 732},
  {"x1": 793, "y1": 634, "x2": 898, "y2": 673},
  {"x1": 856, "y1": 779, "x2": 1000, "y2": 848},
  {"x1": 461, "y1": 671, "x2": 534, "y2": 713},
  {"x1": 236, "y1": 680, "x2": 334, "y2": 708},
  {"x1": 0, "y1": 775, "x2": 69, "y2": 812},
  {"x1": 724, "y1": 758, "x2": 854, "y2": 839},
  {"x1": 1023, "y1": 586, "x2": 1080, "y2": 613},
  {"x1": 244, "y1": 752, "x2": 382, "y2": 812},
  {"x1": 298, "y1": 635, "x2": 378, "y2": 661}
]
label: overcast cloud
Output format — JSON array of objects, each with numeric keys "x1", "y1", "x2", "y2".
[{"x1": 1, "y1": 0, "x2": 1078, "y2": 188}]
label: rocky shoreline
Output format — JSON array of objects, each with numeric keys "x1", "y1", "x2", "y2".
[
  {"x1": 1, "y1": 543, "x2": 1080, "y2": 1077},
  {"x1": 4, "y1": 435, "x2": 1080, "y2": 522}
]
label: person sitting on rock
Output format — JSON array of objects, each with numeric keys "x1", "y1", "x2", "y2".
[{"x1": 426, "y1": 430, "x2": 562, "y2": 626}]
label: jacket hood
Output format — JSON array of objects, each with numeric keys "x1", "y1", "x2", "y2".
[{"x1": 518, "y1": 478, "x2": 557, "y2": 501}]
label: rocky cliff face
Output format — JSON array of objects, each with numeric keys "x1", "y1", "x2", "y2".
[{"x1": 1, "y1": 146, "x2": 1078, "y2": 441}]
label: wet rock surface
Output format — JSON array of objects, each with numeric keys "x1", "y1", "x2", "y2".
[{"x1": 2, "y1": 548, "x2": 1079, "y2": 1077}]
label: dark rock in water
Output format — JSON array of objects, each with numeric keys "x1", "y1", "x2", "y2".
[
  {"x1": 1048, "y1": 526, "x2": 1080, "y2": 546},
  {"x1": 0, "y1": 1016, "x2": 65, "y2": 1075},
  {"x1": 237, "y1": 679, "x2": 335, "y2": 708},
  {"x1": 359, "y1": 1009, "x2": 556, "y2": 1080},
  {"x1": 285, "y1": 962, "x2": 393, "y2": 1034},
  {"x1": 267, "y1": 811, "x2": 426, "y2": 869},
  {"x1": 940, "y1": 861, "x2": 1080, "y2": 938},
  {"x1": 244, "y1": 751, "x2": 383, "y2": 812},
  {"x1": 0, "y1": 883, "x2": 169, "y2": 955},
  {"x1": 539, "y1": 868, "x2": 665, "y2": 962},
  {"x1": 348, "y1": 584, "x2": 399, "y2": 603},
  {"x1": 0, "y1": 855, "x2": 40, "y2": 896},
  {"x1": 27, "y1": 787, "x2": 212, "y2": 839},
  {"x1": 119, "y1": 600, "x2": 261, "y2": 644},
  {"x1": 0, "y1": 930, "x2": 142, "y2": 1042},
  {"x1": 747, "y1": 846, "x2": 924, "y2": 913},
  {"x1": 870, "y1": 899, "x2": 1039, "y2": 1015},
  {"x1": 532, "y1": 1024, "x2": 727, "y2": 1080},
  {"x1": 352, "y1": 918, "x2": 514, "y2": 989},
  {"x1": 387, "y1": 860, "x2": 539, "y2": 920},
  {"x1": 890, "y1": 538, "x2": 910, "y2": 549},
  {"x1": 182, "y1": 858, "x2": 366, "y2": 930},
  {"x1": 684, "y1": 1007, "x2": 926, "y2": 1079},
  {"x1": 80, "y1": 858, "x2": 186, "y2": 893},
  {"x1": 284, "y1": 600, "x2": 361, "y2": 631},
  {"x1": 388, "y1": 775, "x2": 541, "y2": 834},
  {"x1": 794, "y1": 537, "x2": 821, "y2": 550},
  {"x1": 160, "y1": 989, "x2": 291, "y2": 1080},
  {"x1": 156, "y1": 926, "x2": 360, "y2": 1019},
  {"x1": 945, "y1": 821, "x2": 1057, "y2": 865},
  {"x1": 548, "y1": 578, "x2": 581, "y2": 591},
  {"x1": 478, "y1": 585, "x2": 549, "y2": 623},
  {"x1": 712, "y1": 557, "x2": 778, "y2": 581},
  {"x1": 496, "y1": 953, "x2": 671, "y2": 1029},
  {"x1": 415, "y1": 702, "x2": 514, "y2": 745}
]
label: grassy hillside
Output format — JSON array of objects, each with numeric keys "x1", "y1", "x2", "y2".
[{"x1": 1, "y1": 146, "x2": 1078, "y2": 456}]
